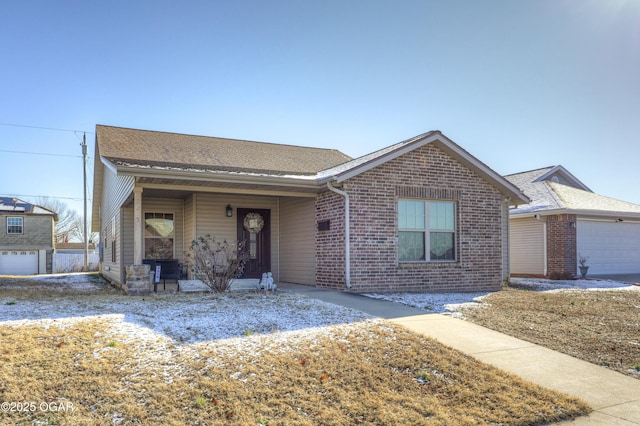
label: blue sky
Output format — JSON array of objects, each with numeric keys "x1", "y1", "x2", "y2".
[{"x1": 1, "y1": 0, "x2": 639, "y2": 217}]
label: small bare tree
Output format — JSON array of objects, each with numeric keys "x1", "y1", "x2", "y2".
[{"x1": 185, "y1": 235, "x2": 249, "y2": 292}]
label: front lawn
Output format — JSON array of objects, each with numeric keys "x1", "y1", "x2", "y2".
[{"x1": 0, "y1": 275, "x2": 590, "y2": 425}]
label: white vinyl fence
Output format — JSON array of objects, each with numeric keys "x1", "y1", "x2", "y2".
[{"x1": 53, "y1": 252, "x2": 100, "y2": 273}]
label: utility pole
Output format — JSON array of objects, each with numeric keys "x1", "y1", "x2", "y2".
[{"x1": 82, "y1": 133, "x2": 88, "y2": 271}]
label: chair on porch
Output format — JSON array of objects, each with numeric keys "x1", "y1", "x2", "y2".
[{"x1": 143, "y1": 259, "x2": 181, "y2": 292}]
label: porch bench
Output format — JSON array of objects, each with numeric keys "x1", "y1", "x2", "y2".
[{"x1": 143, "y1": 259, "x2": 181, "y2": 292}]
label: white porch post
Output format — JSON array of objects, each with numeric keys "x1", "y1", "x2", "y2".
[{"x1": 133, "y1": 187, "x2": 144, "y2": 265}]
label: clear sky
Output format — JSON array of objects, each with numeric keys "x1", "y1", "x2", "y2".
[{"x1": 1, "y1": 0, "x2": 639, "y2": 218}]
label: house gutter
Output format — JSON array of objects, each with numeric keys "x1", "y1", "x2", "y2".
[{"x1": 326, "y1": 180, "x2": 351, "y2": 289}]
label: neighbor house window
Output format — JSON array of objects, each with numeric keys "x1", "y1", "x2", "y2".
[
  {"x1": 398, "y1": 200, "x2": 456, "y2": 261},
  {"x1": 144, "y1": 213, "x2": 174, "y2": 259},
  {"x1": 7, "y1": 217, "x2": 23, "y2": 234}
]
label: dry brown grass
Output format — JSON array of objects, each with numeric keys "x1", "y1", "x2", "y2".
[
  {"x1": 0, "y1": 317, "x2": 590, "y2": 425},
  {"x1": 0, "y1": 275, "x2": 592, "y2": 424},
  {"x1": 461, "y1": 287, "x2": 640, "y2": 378}
]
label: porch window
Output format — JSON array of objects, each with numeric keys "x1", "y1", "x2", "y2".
[
  {"x1": 398, "y1": 200, "x2": 456, "y2": 262},
  {"x1": 7, "y1": 217, "x2": 23, "y2": 234},
  {"x1": 144, "y1": 213, "x2": 174, "y2": 259}
]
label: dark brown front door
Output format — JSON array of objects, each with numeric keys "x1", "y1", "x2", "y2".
[{"x1": 237, "y1": 208, "x2": 271, "y2": 279}]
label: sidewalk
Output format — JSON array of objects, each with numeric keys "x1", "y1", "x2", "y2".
[{"x1": 280, "y1": 283, "x2": 640, "y2": 425}]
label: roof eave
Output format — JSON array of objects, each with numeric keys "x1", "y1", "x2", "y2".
[
  {"x1": 114, "y1": 163, "x2": 324, "y2": 191},
  {"x1": 510, "y1": 208, "x2": 640, "y2": 220}
]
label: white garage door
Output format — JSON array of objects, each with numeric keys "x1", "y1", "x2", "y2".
[
  {"x1": 0, "y1": 251, "x2": 38, "y2": 275},
  {"x1": 577, "y1": 220, "x2": 640, "y2": 275}
]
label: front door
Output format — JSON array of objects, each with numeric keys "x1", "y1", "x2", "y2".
[{"x1": 237, "y1": 208, "x2": 271, "y2": 279}]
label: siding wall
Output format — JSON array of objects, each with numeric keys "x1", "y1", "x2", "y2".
[
  {"x1": 99, "y1": 166, "x2": 135, "y2": 285},
  {"x1": 509, "y1": 217, "x2": 545, "y2": 275},
  {"x1": 316, "y1": 143, "x2": 506, "y2": 293},
  {"x1": 501, "y1": 200, "x2": 510, "y2": 282},
  {"x1": 193, "y1": 193, "x2": 280, "y2": 280},
  {"x1": 0, "y1": 215, "x2": 54, "y2": 249},
  {"x1": 279, "y1": 197, "x2": 316, "y2": 285}
]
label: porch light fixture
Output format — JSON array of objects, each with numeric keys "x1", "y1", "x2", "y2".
[{"x1": 226, "y1": 204, "x2": 233, "y2": 217}]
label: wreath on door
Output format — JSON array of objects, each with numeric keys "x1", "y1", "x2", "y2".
[{"x1": 243, "y1": 212, "x2": 264, "y2": 234}]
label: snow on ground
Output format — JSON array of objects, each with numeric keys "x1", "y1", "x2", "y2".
[
  {"x1": 0, "y1": 273, "x2": 376, "y2": 362},
  {"x1": 1, "y1": 273, "x2": 637, "y2": 350},
  {"x1": 363, "y1": 277, "x2": 638, "y2": 315}
]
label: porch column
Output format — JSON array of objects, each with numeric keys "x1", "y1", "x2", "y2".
[{"x1": 133, "y1": 187, "x2": 144, "y2": 265}]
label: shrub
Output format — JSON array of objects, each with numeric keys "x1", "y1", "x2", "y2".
[{"x1": 185, "y1": 235, "x2": 249, "y2": 293}]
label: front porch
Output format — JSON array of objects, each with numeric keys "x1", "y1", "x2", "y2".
[{"x1": 108, "y1": 187, "x2": 319, "y2": 291}]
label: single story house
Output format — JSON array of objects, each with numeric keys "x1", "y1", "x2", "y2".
[
  {"x1": 505, "y1": 165, "x2": 640, "y2": 277},
  {"x1": 0, "y1": 197, "x2": 57, "y2": 275},
  {"x1": 92, "y1": 125, "x2": 528, "y2": 293}
]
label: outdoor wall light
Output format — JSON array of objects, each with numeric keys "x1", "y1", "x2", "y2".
[
  {"x1": 226, "y1": 204, "x2": 233, "y2": 217},
  {"x1": 570, "y1": 221, "x2": 576, "y2": 229}
]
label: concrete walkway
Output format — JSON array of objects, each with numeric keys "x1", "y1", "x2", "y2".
[{"x1": 280, "y1": 283, "x2": 640, "y2": 425}]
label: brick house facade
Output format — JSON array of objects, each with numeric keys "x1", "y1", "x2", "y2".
[
  {"x1": 316, "y1": 143, "x2": 512, "y2": 292},
  {"x1": 93, "y1": 126, "x2": 528, "y2": 293}
]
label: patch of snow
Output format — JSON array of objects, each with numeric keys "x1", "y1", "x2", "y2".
[
  {"x1": 509, "y1": 277, "x2": 637, "y2": 292},
  {"x1": 0, "y1": 274, "x2": 373, "y2": 347},
  {"x1": 363, "y1": 277, "x2": 638, "y2": 316},
  {"x1": 363, "y1": 291, "x2": 490, "y2": 315}
]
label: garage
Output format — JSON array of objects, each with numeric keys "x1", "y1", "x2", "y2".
[
  {"x1": 0, "y1": 250, "x2": 38, "y2": 275},
  {"x1": 577, "y1": 220, "x2": 640, "y2": 275}
]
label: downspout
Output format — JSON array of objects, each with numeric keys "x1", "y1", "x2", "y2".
[{"x1": 327, "y1": 180, "x2": 351, "y2": 288}]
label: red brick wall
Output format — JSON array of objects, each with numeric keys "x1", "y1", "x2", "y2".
[
  {"x1": 315, "y1": 144, "x2": 506, "y2": 292},
  {"x1": 546, "y1": 214, "x2": 577, "y2": 277}
]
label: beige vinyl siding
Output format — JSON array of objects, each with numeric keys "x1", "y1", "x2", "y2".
[
  {"x1": 99, "y1": 166, "x2": 135, "y2": 284},
  {"x1": 501, "y1": 200, "x2": 509, "y2": 282},
  {"x1": 509, "y1": 217, "x2": 545, "y2": 275},
  {"x1": 183, "y1": 194, "x2": 195, "y2": 255},
  {"x1": 279, "y1": 197, "x2": 316, "y2": 285},
  {"x1": 194, "y1": 193, "x2": 280, "y2": 280}
]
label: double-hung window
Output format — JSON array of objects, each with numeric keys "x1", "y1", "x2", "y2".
[
  {"x1": 7, "y1": 217, "x2": 24, "y2": 234},
  {"x1": 398, "y1": 200, "x2": 456, "y2": 262},
  {"x1": 144, "y1": 213, "x2": 175, "y2": 259}
]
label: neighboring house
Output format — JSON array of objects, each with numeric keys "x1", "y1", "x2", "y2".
[
  {"x1": 505, "y1": 165, "x2": 640, "y2": 277},
  {"x1": 92, "y1": 125, "x2": 528, "y2": 293},
  {"x1": 0, "y1": 197, "x2": 57, "y2": 275}
]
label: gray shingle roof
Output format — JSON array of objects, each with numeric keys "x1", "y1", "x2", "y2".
[
  {"x1": 505, "y1": 166, "x2": 640, "y2": 216},
  {"x1": 96, "y1": 125, "x2": 352, "y2": 176}
]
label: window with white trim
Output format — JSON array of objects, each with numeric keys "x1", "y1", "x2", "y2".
[
  {"x1": 398, "y1": 200, "x2": 456, "y2": 261},
  {"x1": 144, "y1": 213, "x2": 174, "y2": 259},
  {"x1": 7, "y1": 217, "x2": 24, "y2": 234}
]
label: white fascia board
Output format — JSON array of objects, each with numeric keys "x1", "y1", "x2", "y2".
[
  {"x1": 114, "y1": 164, "x2": 323, "y2": 191},
  {"x1": 510, "y1": 208, "x2": 640, "y2": 220},
  {"x1": 431, "y1": 137, "x2": 530, "y2": 205},
  {"x1": 100, "y1": 156, "x2": 119, "y2": 175},
  {"x1": 535, "y1": 165, "x2": 592, "y2": 192}
]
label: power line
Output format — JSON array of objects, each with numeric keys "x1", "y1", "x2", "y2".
[
  {"x1": 2, "y1": 193, "x2": 91, "y2": 202},
  {"x1": 0, "y1": 148, "x2": 84, "y2": 159},
  {"x1": 0, "y1": 122, "x2": 93, "y2": 134}
]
